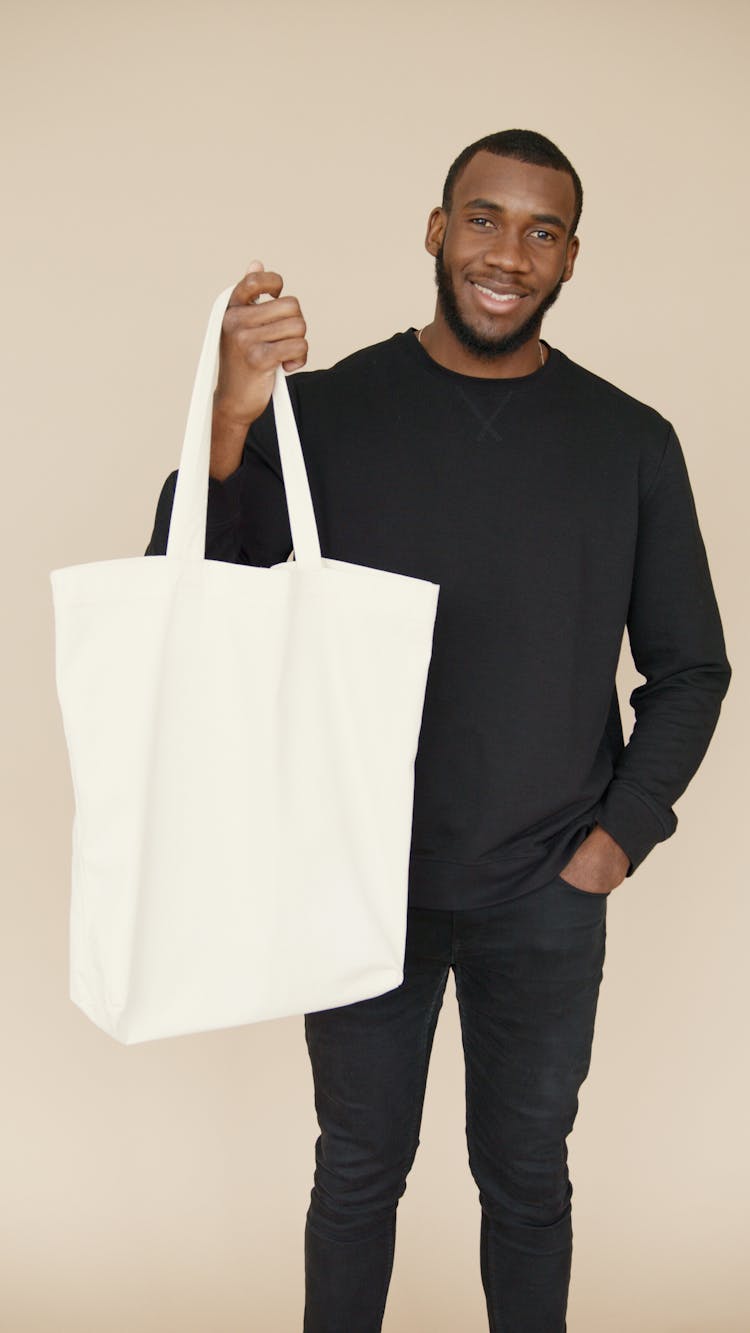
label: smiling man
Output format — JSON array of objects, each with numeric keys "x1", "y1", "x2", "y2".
[
  {"x1": 425, "y1": 149, "x2": 579, "y2": 372},
  {"x1": 146, "y1": 129, "x2": 732, "y2": 1331}
]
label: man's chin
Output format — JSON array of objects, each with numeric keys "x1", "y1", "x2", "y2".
[{"x1": 447, "y1": 309, "x2": 542, "y2": 359}]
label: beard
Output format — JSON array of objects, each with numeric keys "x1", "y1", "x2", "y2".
[{"x1": 434, "y1": 241, "x2": 565, "y2": 359}]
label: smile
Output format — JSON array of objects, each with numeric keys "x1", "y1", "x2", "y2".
[{"x1": 470, "y1": 281, "x2": 527, "y2": 305}]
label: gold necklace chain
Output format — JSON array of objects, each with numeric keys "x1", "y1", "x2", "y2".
[{"x1": 416, "y1": 326, "x2": 546, "y2": 368}]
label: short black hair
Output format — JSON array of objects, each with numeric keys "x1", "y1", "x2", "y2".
[{"x1": 441, "y1": 129, "x2": 583, "y2": 237}]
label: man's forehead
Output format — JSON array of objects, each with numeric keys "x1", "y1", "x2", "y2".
[{"x1": 453, "y1": 152, "x2": 576, "y2": 219}]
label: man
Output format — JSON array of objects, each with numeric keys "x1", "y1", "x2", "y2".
[{"x1": 146, "y1": 129, "x2": 732, "y2": 1331}]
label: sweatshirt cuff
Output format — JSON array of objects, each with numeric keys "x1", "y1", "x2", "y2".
[
  {"x1": 593, "y1": 781, "x2": 677, "y2": 877},
  {"x1": 207, "y1": 463, "x2": 244, "y2": 530}
]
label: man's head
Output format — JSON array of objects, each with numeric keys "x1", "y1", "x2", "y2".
[{"x1": 426, "y1": 130, "x2": 582, "y2": 363}]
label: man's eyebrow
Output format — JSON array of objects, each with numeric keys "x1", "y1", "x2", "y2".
[{"x1": 462, "y1": 198, "x2": 568, "y2": 231}]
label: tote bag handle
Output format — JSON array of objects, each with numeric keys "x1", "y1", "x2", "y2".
[{"x1": 166, "y1": 284, "x2": 322, "y2": 568}]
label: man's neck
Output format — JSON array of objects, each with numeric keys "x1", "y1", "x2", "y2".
[{"x1": 418, "y1": 318, "x2": 546, "y2": 379}]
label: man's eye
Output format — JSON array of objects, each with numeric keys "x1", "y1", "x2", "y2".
[
  {"x1": 532, "y1": 230, "x2": 554, "y2": 240},
  {"x1": 469, "y1": 217, "x2": 492, "y2": 227}
]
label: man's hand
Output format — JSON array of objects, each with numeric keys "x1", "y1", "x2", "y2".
[
  {"x1": 209, "y1": 261, "x2": 309, "y2": 480},
  {"x1": 215, "y1": 260, "x2": 309, "y2": 426},
  {"x1": 558, "y1": 824, "x2": 630, "y2": 895}
]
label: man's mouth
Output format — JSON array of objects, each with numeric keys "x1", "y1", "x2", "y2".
[{"x1": 470, "y1": 280, "x2": 529, "y2": 306}]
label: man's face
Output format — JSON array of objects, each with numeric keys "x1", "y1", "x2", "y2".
[{"x1": 426, "y1": 151, "x2": 580, "y2": 359}]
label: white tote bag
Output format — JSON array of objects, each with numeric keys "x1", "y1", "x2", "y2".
[{"x1": 50, "y1": 284, "x2": 440, "y2": 1045}]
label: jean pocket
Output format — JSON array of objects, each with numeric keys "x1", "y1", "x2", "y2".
[{"x1": 554, "y1": 874, "x2": 611, "y2": 900}]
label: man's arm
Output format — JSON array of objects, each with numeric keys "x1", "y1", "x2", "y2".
[
  {"x1": 145, "y1": 263, "x2": 303, "y2": 564},
  {"x1": 143, "y1": 406, "x2": 293, "y2": 565},
  {"x1": 593, "y1": 422, "x2": 732, "y2": 877},
  {"x1": 144, "y1": 464, "x2": 243, "y2": 561}
]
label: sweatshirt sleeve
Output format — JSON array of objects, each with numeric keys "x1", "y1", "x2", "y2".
[
  {"x1": 594, "y1": 423, "x2": 732, "y2": 875},
  {"x1": 143, "y1": 404, "x2": 293, "y2": 565}
]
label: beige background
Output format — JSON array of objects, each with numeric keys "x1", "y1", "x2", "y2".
[{"x1": 3, "y1": 0, "x2": 747, "y2": 1328}]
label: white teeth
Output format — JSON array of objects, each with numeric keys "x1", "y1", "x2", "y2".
[{"x1": 473, "y1": 282, "x2": 522, "y2": 302}]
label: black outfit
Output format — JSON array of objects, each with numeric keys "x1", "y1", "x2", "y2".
[
  {"x1": 303, "y1": 878, "x2": 608, "y2": 1333},
  {"x1": 145, "y1": 329, "x2": 732, "y2": 1331},
  {"x1": 145, "y1": 329, "x2": 732, "y2": 910}
]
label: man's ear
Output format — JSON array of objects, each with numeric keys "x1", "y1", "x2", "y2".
[
  {"x1": 425, "y1": 207, "x2": 447, "y2": 258},
  {"x1": 562, "y1": 234, "x2": 580, "y2": 282}
]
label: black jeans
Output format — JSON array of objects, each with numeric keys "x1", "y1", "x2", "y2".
[{"x1": 302, "y1": 872, "x2": 610, "y2": 1332}]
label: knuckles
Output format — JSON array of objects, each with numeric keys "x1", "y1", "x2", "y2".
[
  {"x1": 222, "y1": 309, "x2": 307, "y2": 346},
  {"x1": 244, "y1": 339, "x2": 309, "y2": 371},
  {"x1": 222, "y1": 296, "x2": 304, "y2": 333},
  {"x1": 244, "y1": 341, "x2": 272, "y2": 369}
]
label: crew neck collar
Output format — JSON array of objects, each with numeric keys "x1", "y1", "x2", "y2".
[{"x1": 403, "y1": 326, "x2": 560, "y2": 389}]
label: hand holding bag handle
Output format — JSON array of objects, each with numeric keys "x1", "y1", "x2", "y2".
[{"x1": 166, "y1": 285, "x2": 321, "y2": 568}]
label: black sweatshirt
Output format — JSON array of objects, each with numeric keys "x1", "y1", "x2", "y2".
[{"x1": 145, "y1": 329, "x2": 732, "y2": 910}]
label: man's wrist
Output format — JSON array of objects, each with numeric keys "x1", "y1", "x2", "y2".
[
  {"x1": 210, "y1": 404, "x2": 250, "y2": 481},
  {"x1": 593, "y1": 823, "x2": 631, "y2": 872}
]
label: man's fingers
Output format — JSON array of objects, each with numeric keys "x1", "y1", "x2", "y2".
[
  {"x1": 224, "y1": 297, "x2": 303, "y2": 334},
  {"x1": 243, "y1": 336, "x2": 309, "y2": 374},
  {"x1": 236, "y1": 313, "x2": 306, "y2": 346},
  {"x1": 242, "y1": 265, "x2": 283, "y2": 302},
  {"x1": 227, "y1": 267, "x2": 284, "y2": 308}
]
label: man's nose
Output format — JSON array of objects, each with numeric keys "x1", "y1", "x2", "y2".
[{"x1": 483, "y1": 233, "x2": 532, "y2": 271}]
